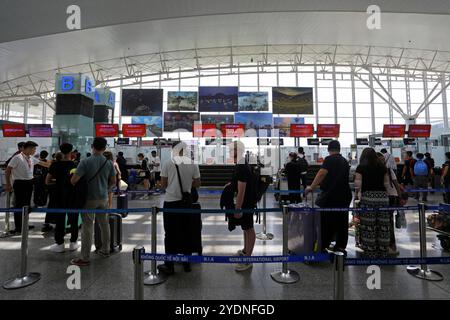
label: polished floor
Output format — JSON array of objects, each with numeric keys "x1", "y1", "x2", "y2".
[{"x1": 0, "y1": 191, "x2": 449, "y2": 300}]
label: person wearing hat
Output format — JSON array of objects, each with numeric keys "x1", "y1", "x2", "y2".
[{"x1": 304, "y1": 140, "x2": 352, "y2": 254}]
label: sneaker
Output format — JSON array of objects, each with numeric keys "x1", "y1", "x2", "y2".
[
  {"x1": 49, "y1": 243, "x2": 65, "y2": 253},
  {"x1": 69, "y1": 242, "x2": 80, "y2": 252},
  {"x1": 70, "y1": 258, "x2": 90, "y2": 266},
  {"x1": 157, "y1": 263, "x2": 175, "y2": 275},
  {"x1": 235, "y1": 263, "x2": 253, "y2": 272},
  {"x1": 236, "y1": 249, "x2": 246, "y2": 256}
]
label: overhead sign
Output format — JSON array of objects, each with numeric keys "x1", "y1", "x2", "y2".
[
  {"x1": 28, "y1": 124, "x2": 52, "y2": 137},
  {"x1": 356, "y1": 138, "x2": 369, "y2": 145},
  {"x1": 193, "y1": 123, "x2": 218, "y2": 138},
  {"x1": 408, "y1": 124, "x2": 431, "y2": 138},
  {"x1": 2, "y1": 124, "x2": 26, "y2": 137},
  {"x1": 289, "y1": 124, "x2": 314, "y2": 137},
  {"x1": 94, "y1": 88, "x2": 116, "y2": 108},
  {"x1": 116, "y1": 138, "x2": 130, "y2": 145},
  {"x1": 221, "y1": 124, "x2": 245, "y2": 138},
  {"x1": 122, "y1": 124, "x2": 146, "y2": 137},
  {"x1": 307, "y1": 138, "x2": 320, "y2": 146},
  {"x1": 317, "y1": 124, "x2": 340, "y2": 138},
  {"x1": 95, "y1": 124, "x2": 119, "y2": 137},
  {"x1": 382, "y1": 124, "x2": 406, "y2": 138},
  {"x1": 55, "y1": 73, "x2": 95, "y2": 100}
]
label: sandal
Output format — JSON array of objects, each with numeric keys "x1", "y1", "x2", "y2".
[{"x1": 70, "y1": 258, "x2": 90, "y2": 266}]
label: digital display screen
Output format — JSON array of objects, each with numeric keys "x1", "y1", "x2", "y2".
[
  {"x1": 220, "y1": 124, "x2": 245, "y2": 137},
  {"x1": 193, "y1": 123, "x2": 218, "y2": 138},
  {"x1": 95, "y1": 124, "x2": 119, "y2": 137},
  {"x1": 317, "y1": 124, "x2": 340, "y2": 138},
  {"x1": 382, "y1": 124, "x2": 406, "y2": 138},
  {"x1": 2, "y1": 124, "x2": 26, "y2": 137},
  {"x1": 28, "y1": 124, "x2": 52, "y2": 137},
  {"x1": 122, "y1": 124, "x2": 146, "y2": 137},
  {"x1": 289, "y1": 124, "x2": 314, "y2": 137},
  {"x1": 408, "y1": 124, "x2": 431, "y2": 138}
]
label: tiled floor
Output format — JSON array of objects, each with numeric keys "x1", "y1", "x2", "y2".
[{"x1": 0, "y1": 191, "x2": 449, "y2": 300}]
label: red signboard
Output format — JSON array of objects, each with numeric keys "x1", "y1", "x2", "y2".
[
  {"x1": 95, "y1": 124, "x2": 119, "y2": 137},
  {"x1": 382, "y1": 124, "x2": 406, "y2": 138},
  {"x1": 2, "y1": 124, "x2": 26, "y2": 137},
  {"x1": 193, "y1": 123, "x2": 218, "y2": 138},
  {"x1": 290, "y1": 124, "x2": 314, "y2": 137},
  {"x1": 221, "y1": 124, "x2": 245, "y2": 137},
  {"x1": 122, "y1": 124, "x2": 146, "y2": 137},
  {"x1": 408, "y1": 124, "x2": 431, "y2": 138},
  {"x1": 317, "y1": 124, "x2": 340, "y2": 138}
]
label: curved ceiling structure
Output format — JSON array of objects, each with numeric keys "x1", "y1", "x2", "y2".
[{"x1": 1, "y1": 1, "x2": 450, "y2": 102}]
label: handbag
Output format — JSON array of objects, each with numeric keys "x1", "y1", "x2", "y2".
[
  {"x1": 72, "y1": 159, "x2": 109, "y2": 209},
  {"x1": 175, "y1": 164, "x2": 193, "y2": 208},
  {"x1": 119, "y1": 179, "x2": 128, "y2": 191}
]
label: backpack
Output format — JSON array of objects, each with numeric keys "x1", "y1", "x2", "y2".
[
  {"x1": 248, "y1": 165, "x2": 272, "y2": 207},
  {"x1": 414, "y1": 159, "x2": 429, "y2": 176}
]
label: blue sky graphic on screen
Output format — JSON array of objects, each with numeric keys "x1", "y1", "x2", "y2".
[
  {"x1": 131, "y1": 116, "x2": 162, "y2": 137},
  {"x1": 238, "y1": 92, "x2": 269, "y2": 111},
  {"x1": 167, "y1": 91, "x2": 198, "y2": 111},
  {"x1": 273, "y1": 117, "x2": 305, "y2": 137},
  {"x1": 234, "y1": 113, "x2": 273, "y2": 137},
  {"x1": 199, "y1": 87, "x2": 238, "y2": 112}
]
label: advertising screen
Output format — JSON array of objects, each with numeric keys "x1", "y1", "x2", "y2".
[
  {"x1": 220, "y1": 124, "x2": 245, "y2": 137},
  {"x1": 317, "y1": 124, "x2": 340, "y2": 137},
  {"x1": 408, "y1": 124, "x2": 431, "y2": 138},
  {"x1": 382, "y1": 124, "x2": 406, "y2": 138},
  {"x1": 289, "y1": 124, "x2": 314, "y2": 137},
  {"x1": 122, "y1": 124, "x2": 146, "y2": 137},
  {"x1": 193, "y1": 123, "x2": 218, "y2": 137},
  {"x1": 95, "y1": 124, "x2": 119, "y2": 137},
  {"x1": 2, "y1": 124, "x2": 26, "y2": 137},
  {"x1": 307, "y1": 138, "x2": 320, "y2": 146},
  {"x1": 28, "y1": 124, "x2": 52, "y2": 137}
]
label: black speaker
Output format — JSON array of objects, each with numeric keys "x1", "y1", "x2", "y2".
[
  {"x1": 56, "y1": 94, "x2": 94, "y2": 118},
  {"x1": 94, "y1": 106, "x2": 109, "y2": 123}
]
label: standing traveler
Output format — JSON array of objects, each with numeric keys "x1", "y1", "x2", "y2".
[
  {"x1": 411, "y1": 153, "x2": 431, "y2": 202},
  {"x1": 377, "y1": 152, "x2": 403, "y2": 255},
  {"x1": 441, "y1": 152, "x2": 450, "y2": 203},
  {"x1": 70, "y1": 137, "x2": 116, "y2": 266},
  {"x1": 4, "y1": 141, "x2": 50, "y2": 234},
  {"x1": 158, "y1": 141, "x2": 201, "y2": 275},
  {"x1": 355, "y1": 148, "x2": 391, "y2": 258},
  {"x1": 116, "y1": 152, "x2": 128, "y2": 183},
  {"x1": 297, "y1": 147, "x2": 309, "y2": 190},
  {"x1": 401, "y1": 151, "x2": 414, "y2": 187},
  {"x1": 381, "y1": 148, "x2": 397, "y2": 175},
  {"x1": 424, "y1": 152, "x2": 436, "y2": 192},
  {"x1": 103, "y1": 151, "x2": 121, "y2": 209},
  {"x1": 34, "y1": 150, "x2": 52, "y2": 232},
  {"x1": 137, "y1": 153, "x2": 151, "y2": 199},
  {"x1": 45, "y1": 143, "x2": 80, "y2": 253},
  {"x1": 285, "y1": 152, "x2": 302, "y2": 204},
  {"x1": 149, "y1": 150, "x2": 161, "y2": 190},
  {"x1": 305, "y1": 140, "x2": 352, "y2": 254},
  {"x1": 5, "y1": 142, "x2": 25, "y2": 167}
]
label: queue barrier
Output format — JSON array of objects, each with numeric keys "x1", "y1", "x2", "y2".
[{"x1": 1, "y1": 202, "x2": 450, "y2": 300}]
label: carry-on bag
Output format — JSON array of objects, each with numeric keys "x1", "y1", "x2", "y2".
[
  {"x1": 94, "y1": 213, "x2": 123, "y2": 253},
  {"x1": 287, "y1": 202, "x2": 321, "y2": 255}
]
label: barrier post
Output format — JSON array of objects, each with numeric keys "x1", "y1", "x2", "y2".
[
  {"x1": 144, "y1": 206, "x2": 167, "y2": 285},
  {"x1": 133, "y1": 246, "x2": 144, "y2": 300},
  {"x1": 333, "y1": 252, "x2": 345, "y2": 300},
  {"x1": 256, "y1": 192, "x2": 274, "y2": 240},
  {"x1": 406, "y1": 202, "x2": 444, "y2": 281},
  {"x1": 270, "y1": 205, "x2": 300, "y2": 284},
  {"x1": 3, "y1": 206, "x2": 41, "y2": 289}
]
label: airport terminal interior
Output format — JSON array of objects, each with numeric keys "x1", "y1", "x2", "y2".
[{"x1": 1, "y1": 0, "x2": 450, "y2": 302}]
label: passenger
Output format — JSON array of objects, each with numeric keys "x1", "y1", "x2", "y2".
[
  {"x1": 401, "y1": 151, "x2": 414, "y2": 188},
  {"x1": 377, "y1": 152, "x2": 403, "y2": 255},
  {"x1": 33, "y1": 150, "x2": 51, "y2": 231},
  {"x1": 4, "y1": 141, "x2": 50, "y2": 234},
  {"x1": 424, "y1": 152, "x2": 436, "y2": 192},
  {"x1": 226, "y1": 141, "x2": 257, "y2": 272},
  {"x1": 5, "y1": 142, "x2": 25, "y2": 167},
  {"x1": 70, "y1": 137, "x2": 116, "y2": 266},
  {"x1": 380, "y1": 148, "x2": 397, "y2": 175},
  {"x1": 354, "y1": 148, "x2": 391, "y2": 258},
  {"x1": 411, "y1": 153, "x2": 431, "y2": 202},
  {"x1": 441, "y1": 152, "x2": 450, "y2": 203},
  {"x1": 149, "y1": 150, "x2": 161, "y2": 190},
  {"x1": 103, "y1": 151, "x2": 121, "y2": 209},
  {"x1": 46, "y1": 143, "x2": 80, "y2": 253},
  {"x1": 285, "y1": 152, "x2": 302, "y2": 204},
  {"x1": 305, "y1": 140, "x2": 352, "y2": 254},
  {"x1": 297, "y1": 147, "x2": 309, "y2": 190},
  {"x1": 158, "y1": 141, "x2": 201, "y2": 275},
  {"x1": 116, "y1": 152, "x2": 128, "y2": 183},
  {"x1": 137, "y1": 153, "x2": 151, "y2": 199}
]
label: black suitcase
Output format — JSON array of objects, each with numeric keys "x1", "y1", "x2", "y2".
[
  {"x1": 117, "y1": 194, "x2": 128, "y2": 217},
  {"x1": 94, "y1": 213, "x2": 123, "y2": 253}
]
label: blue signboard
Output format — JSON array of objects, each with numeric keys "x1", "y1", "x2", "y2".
[
  {"x1": 55, "y1": 73, "x2": 95, "y2": 100},
  {"x1": 94, "y1": 88, "x2": 115, "y2": 108}
]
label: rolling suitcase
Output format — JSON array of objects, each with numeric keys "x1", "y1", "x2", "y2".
[
  {"x1": 117, "y1": 194, "x2": 128, "y2": 217},
  {"x1": 94, "y1": 213, "x2": 123, "y2": 253},
  {"x1": 287, "y1": 203, "x2": 321, "y2": 255}
]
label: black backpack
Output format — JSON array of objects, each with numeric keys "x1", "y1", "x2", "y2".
[
  {"x1": 248, "y1": 164, "x2": 272, "y2": 207},
  {"x1": 71, "y1": 159, "x2": 108, "y2": 209}
]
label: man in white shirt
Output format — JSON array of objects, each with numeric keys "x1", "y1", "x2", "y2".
[
  {"x1": 158, "y1": 142, "x2": 201, "y2": 275},
  {"x1": 381, "y1": 148, "x2": 397, "y2": 174},
  {"x1": 149, "y1": 150, "x2": 161, "y2": 190},
  {"x1": 5, "y1": 141, "x2": 50, "y2": 234}
]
